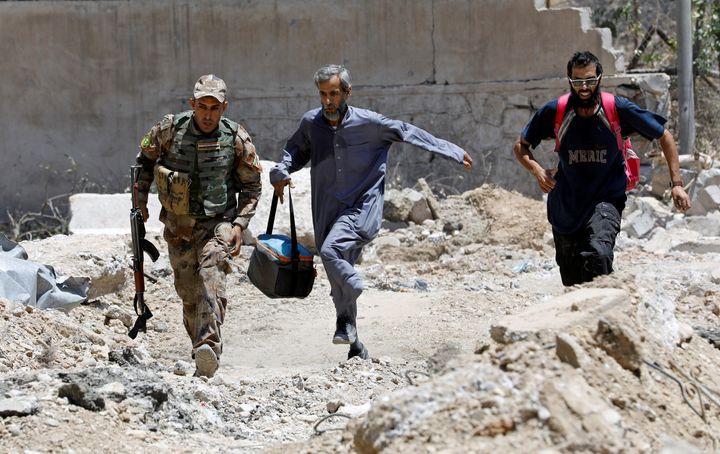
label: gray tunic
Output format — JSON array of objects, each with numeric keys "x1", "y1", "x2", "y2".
[{"x1": 270, "y1": 106, "x2": 464, "y2": 321}]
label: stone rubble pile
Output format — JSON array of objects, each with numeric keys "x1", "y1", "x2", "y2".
[{"x1": 1, "y1": 180, "x2": 719, "y2": 453}]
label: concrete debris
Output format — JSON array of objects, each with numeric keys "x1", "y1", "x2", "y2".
[
  {"x1": 594, "y1": 317, "x2": 644, "y2": 375},
  {"x1": 541, "y1": 372, "x2": 622, "y2": 442},
  {"x1": 489, "y1": 288, "x2": 627, "y2": 345},
  {"x1": 383, "y1": 188, "x2": 433, "y2": 224},
  {"x1": 416, "y1": 178, "x2": 441, "y2": 220},
  {"x1": 0, "y1": 397, "x2": 39, "y2": 418},
  {"x1": 555, "y1": 333, "x2": 588, "y2": 368},
  {"x1": 623, "y1": 196, "x2": 674, "y2": 239},
  {"x1": 69, "y1": 193, "x2": 164, "y2": 235},
  {"x1": 58, "y1": 382, "x2": 106, "y2": 412},
  {"x1": 104, "y1": 304, "x2": 133, "y2": 328},
  {"x1": 2, "y1": 183, "x2": 719, "y2": 452}
]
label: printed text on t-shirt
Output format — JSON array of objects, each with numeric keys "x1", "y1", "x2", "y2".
[{"x1": 567, "y1": 148, "x2": 607, "y2": 164}]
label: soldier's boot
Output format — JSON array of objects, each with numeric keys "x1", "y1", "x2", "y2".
[{"x1": 194, "y1": 344, "x2": 219, "y2": 378}]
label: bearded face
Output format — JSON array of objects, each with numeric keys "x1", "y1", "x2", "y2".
[{"x1": 568, "y1": 63, "x2": 601, "y2": 108}]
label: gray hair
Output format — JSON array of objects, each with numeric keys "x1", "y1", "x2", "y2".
[{"x1": 314, "y1": 64, "x2": 351, "y2": 92}]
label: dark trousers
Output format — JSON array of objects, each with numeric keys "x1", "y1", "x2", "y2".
[{"x1": 553, "y1": 202, "x2": 622, "y2": 287}]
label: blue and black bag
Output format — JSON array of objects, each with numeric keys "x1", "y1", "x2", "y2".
[{"x1": 247, "y1": 189, "x2": 316, "y2": 298}]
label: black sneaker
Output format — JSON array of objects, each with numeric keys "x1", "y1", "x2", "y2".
[
  {"x1": 332, "y1": 320, "x2": 357, "y2": 345},
  {"x1": 348, "y1": 341, "x2": 369, "y2": 360}
]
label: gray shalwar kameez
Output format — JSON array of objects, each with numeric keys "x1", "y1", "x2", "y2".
[{"x1": 270, "y1": 106, "x2": 465, "y2": 326}]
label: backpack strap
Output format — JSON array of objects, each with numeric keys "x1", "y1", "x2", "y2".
[
  {"x1": 600, "y1": 92, "x2": 624, "y2": 150},
  {"x1": 553, "y1": 93, "x2": 571, "y2": 152}
]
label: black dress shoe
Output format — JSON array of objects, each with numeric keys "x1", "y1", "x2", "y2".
[
  {"x1": 333, "y1": 320, "x2": 357, "y2": 344},
  {"x1": 348, "y1": 341, "x2": 369, "y2": 360}
]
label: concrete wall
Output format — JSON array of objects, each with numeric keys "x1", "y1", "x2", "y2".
[{"x1": 1, "y1": 0, "x2": 644, "y2": 218}]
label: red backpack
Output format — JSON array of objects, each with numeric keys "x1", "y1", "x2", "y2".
[{"x1": 553, "y1": 92, "x2": 640, "y2": 191}]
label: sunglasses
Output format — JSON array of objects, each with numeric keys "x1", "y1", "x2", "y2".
[{"x1": 568, "y1": 76, "x2": 601, "y2": 88}]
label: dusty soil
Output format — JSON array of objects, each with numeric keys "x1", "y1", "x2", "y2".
[{"x1": 1, "y1": 185, "x2": 719, "y2": 453}]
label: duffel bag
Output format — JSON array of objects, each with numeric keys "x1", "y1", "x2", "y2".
[{"x1": 247, "y1": 188, "x2": 316, "y2": 298}]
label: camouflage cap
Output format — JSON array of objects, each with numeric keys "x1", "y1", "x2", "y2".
[{"x1": 193, "y1": 74, "x2": 227, "y2": 103}]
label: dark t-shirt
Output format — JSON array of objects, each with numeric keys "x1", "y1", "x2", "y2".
[{"x1": 521, "y1": 95, "x2": 666, "y2": 234}]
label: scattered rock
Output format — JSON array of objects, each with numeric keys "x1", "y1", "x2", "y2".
[
  {"x1": 541, "y1": 372, "x2": 622, "y2": 441},
  {"x1": 58, "y1": 383, "x2": 106, "y2": 412},
  {"x1": 555, "y1": 333, "x2": 588, "y2": 368},
  {"x1": 594, "y1": 318, "x2": 644, "y2": 375},
  {"x1": 0, "y1": 397, "x2": 39, "y2": 417}
]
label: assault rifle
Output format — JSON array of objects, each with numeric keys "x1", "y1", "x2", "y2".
[{"x1": 129, "y1": 165, "x2": 160, "y2": 339}]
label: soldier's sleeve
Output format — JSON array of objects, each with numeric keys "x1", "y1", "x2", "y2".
[
  {"x1": 232, "y1": 126, "x2": 262, "y2": 230},
  {"x1": 134, "y1": 114, "x2": 174, "y2": 205}
]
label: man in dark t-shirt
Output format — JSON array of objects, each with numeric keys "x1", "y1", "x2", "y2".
[{"x1": 513, "y1": 51, "x2": 691, "y2": 286}]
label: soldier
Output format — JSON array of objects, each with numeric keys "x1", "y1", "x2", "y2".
[{"x1": 135, "y1": 74, "x2": 262, "y2": 377}]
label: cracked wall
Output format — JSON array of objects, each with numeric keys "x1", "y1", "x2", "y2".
[{"x1": 0, "y1": 0, "x2": 660, "y2": 217}]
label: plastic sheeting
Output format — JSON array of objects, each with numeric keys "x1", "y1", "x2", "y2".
[{"x1": 0, "y1": 234, "x2": 89, "y2": 311}]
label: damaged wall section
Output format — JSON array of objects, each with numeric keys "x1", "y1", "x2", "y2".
[{"x1": 0, "y1": 0, "x2": 664, "y2": 216}]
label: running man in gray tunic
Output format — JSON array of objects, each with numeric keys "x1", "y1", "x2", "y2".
[{"x1": 270, "y1": 65, "x2": 473, "y2": 360}]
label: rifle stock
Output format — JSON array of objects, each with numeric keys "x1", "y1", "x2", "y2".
[{"x1": 129, "y1": 165, "x2": 159, "y2": 339}]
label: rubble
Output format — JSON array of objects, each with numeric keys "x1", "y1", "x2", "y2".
[{"x1": 0, "y1": 183, "x2": 719, "y2": 453}]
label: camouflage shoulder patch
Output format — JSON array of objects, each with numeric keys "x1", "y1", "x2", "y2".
[
  {"x1": 156, "y1": 114, "x2": 175, "y2": 146},
  {"x1": 140, "y1": 133, "x2": 153, "y2": 149},
  {"x1": 241, "y1": 142, "x2": 262, "y2": 174},
  {"x1": 236, "y1": 126, "x2": 252, "y2": 144}
]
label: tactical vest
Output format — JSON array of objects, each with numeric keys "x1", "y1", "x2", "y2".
[{"x1": 159, "y1": 111, "x2": 238, "y2": 218}]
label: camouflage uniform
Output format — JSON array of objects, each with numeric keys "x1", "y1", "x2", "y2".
[{"x1": 136, "y1": 110, "x2": 262, "y2": 360}]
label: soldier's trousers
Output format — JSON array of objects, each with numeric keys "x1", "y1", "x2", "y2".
[
  {"x1": 552, "y1": 201, "x2": 623, "y2": 287},
  {"x1": 164, "y1": 220, "x2": 233, "y2": 358}
]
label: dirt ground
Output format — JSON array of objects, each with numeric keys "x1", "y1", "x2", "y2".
[{"x1": 1, "y1": 185, "x2": 719, "y2": 453}]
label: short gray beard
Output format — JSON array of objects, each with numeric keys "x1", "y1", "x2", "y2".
[
  {"x1": 322, "y1": 101, "x2": 347, "y2": 122},
  {"x1": 323, "y1": 109, "x2": 340, "y2": 122}
]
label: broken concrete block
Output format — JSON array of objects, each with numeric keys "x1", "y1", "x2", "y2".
[
  {"x1": 383, "y1": 188, "x2": 431, "y2": 224},
  {"x1": 407, "y1": 197, "x2": 432, "y2": 225},
  {"x1": 696, "y1": 185, "x2": 720, "y2": 214},
  {"x1": 490, "y1": 288, "x2": 627, "y2": 344},
  {"x1": 490, "y1": 325, "x2": 529, "y2": 345},
  {"x1": 622, "y1": 196, "x2": 674, "y2": 238},
  {"x1": 555, "y1": 333, "x2": 588, "y2": 368},
  {"x1": 623, "y1": 209, "x2": 657, "y2": 238},
  {"x1": 695, "y1": 167, "x2": 720, "y2": 188},
  {"x1": 69, "y1": 193, "x2": 164, "y2": 234},
  {"x1": 642, "y1": 227, "x2": 701, "y2": 254},
  {"x1": 383, "y1": 188, "x2": 411, "y2": 222},
  {"x1": 594, "y1": 317, "x2": 643, "y2": 375},
  {"x1": 0, "y1": 396, "x2": 39, "y2": 417},
  {"x1": 673, "y1": 212, "x2": 720, "y2": 236},
  {"x1": 670, "y1": 237, "x2": 720, "y2": 254},
  {"x1": 417, "y1": 178, "x2": 441, "y2": 220},
  {"x1": 541, "y1": 372, "x2": 622, "y2": 440}
]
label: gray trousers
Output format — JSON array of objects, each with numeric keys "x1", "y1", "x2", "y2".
[{"x1": 316, "y1": 194, "x2": 382, "y2": 324}]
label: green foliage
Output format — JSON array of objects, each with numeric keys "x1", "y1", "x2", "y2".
[{"x1": 692, "y1": 0, "x2": 720, "y2": 72}]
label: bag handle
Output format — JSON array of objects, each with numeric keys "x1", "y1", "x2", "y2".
[{"x1": 265, "y1": 188, "x2": 302, "y2": 268}]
